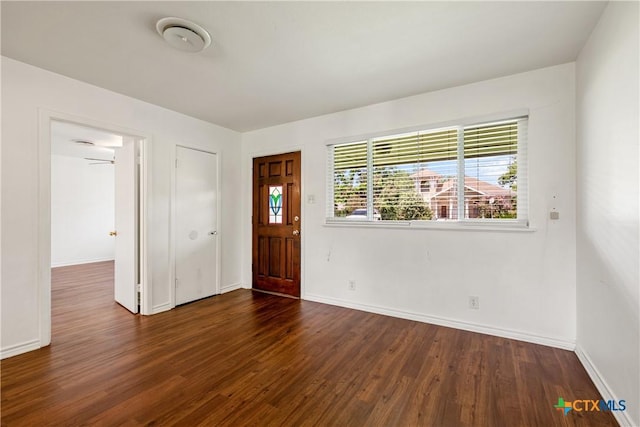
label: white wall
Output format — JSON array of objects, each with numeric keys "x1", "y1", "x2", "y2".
[
  {"x1": 51, "y1": 154, "x2": 115, "y2": 267},
  {"x1": 241, "y1": 63, "x2": 577, "y2": 348},
  {"x1": 1, "y1": 57, "x2": 243, "y2": 357},
  {"x1": 576, "y1": 2, "x2": 639, "y2": 426}
]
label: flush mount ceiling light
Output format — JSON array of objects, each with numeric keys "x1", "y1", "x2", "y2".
[{"x1": 156, "y1": 17, "x2": 211, "y2": 53}]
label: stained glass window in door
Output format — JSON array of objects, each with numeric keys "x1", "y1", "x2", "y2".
[{"x1": 269, "y1": 186, "x2": 283, "y2": 224}]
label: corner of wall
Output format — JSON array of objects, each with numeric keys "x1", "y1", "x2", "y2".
[
  {"x1": 575, "y1": 345, "x2": 637, "y2": 427},
  {"x1": 575, "y1": 2, "x2": 640, "y2": 426}
]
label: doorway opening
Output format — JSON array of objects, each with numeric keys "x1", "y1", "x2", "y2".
[
  {"x1": 51, "y1": 120, "x2": 141, "y2": 316},
  {"x1": 38, "y1": 111, "x2": 149, "y2": 348}
]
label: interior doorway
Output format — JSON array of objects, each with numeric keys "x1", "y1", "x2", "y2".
[
  {"x1": 38, "y1": 110, "x2": 150, "y2": 348},
  {"x1": 50, "y1": 120, "x2": 141, "y2": 317}
]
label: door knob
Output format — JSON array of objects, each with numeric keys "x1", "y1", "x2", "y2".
[
  {"x1": 209, "y1": 231, "x2": 217, "y2": 235},
  {"x1": 294, "y1": 215, "x2": 300, "y2": 222},
  {"x1": 292, "y1": 230, "x2": 300, "y2": 236},
  {"x1": 109, "y1": 231, "x2": 117, "y2": 236}
]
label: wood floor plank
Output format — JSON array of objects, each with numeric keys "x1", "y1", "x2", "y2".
[{"x1": 1, "y1": 261, "x2": 619, "y2": 426}]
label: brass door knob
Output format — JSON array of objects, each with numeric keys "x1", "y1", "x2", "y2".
[
  {"x1": 292, "y1": 230, "x2": 300, "y2": 236},
  {"x1": 109, "y1": 231, "x2": 117, "y2": 236}
]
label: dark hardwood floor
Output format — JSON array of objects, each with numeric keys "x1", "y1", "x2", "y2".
[{"x1": 1, "y1": 261, "x2": 617, "y2": 426}]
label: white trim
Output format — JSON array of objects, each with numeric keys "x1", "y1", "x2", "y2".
[
  {"x1": 170, "y1": 146, "x2": 177, "y2": 309},
  {"x1": 139, "y1": 138, "x2": 152, "y2": 315},
  {"x1": 324, "y1": 220, "x2": 535, "y2": 233},
  {"x1": 37, "y1": 110, "x2": 52, "y2": 347},
  {"x1": 37, "y1": 109, "x2": 152, "y2": 349},
  {"x1": 151, "y1": 302, "x2": 172, "y2": 314},
  {"x1": 299, "y1": 149, "x2": 306, "y2": 300},
  {"x1": 221, "y1": 283, "x2": 243, "y2": 293},
  {"x1": 0, "y1": 339, "x2": 41, "y2": 360},
  {"x1": 216, "y1": 151, "x2": 222, "y2": 296},
  {"x1": 51, "y1": 257, "x2": 115, "y2": 268},
  {"x1": 304, "y1": 293, "x2": 575, "y2": 350},
  {"x1": 575, "y1": 345, "x2": 636, "y2": 427}
]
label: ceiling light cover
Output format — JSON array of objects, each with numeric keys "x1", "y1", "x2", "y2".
[{"x1": 156, "y1": 17, "x2": 211, "y2": 53}]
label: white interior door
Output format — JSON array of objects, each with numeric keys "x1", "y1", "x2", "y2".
[
  {"x1": 113, "y1": 137, "x2": 138, "y2": 313},
  {"x1": 175, "y1": 146, "x2": 218, "y2": 305}
]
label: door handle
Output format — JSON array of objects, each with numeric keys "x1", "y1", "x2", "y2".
[
  {"x1": 209, "y1": 231, "x2": 217, "y2": 236},
  {"x1": 292, "y1": 230, "x2": 300, "y2": 236},
  {"x1": 109, "y1": 231, "x2": 117, "y2": 236}
]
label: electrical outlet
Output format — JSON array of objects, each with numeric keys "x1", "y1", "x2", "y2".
[
  {"x1": 348, "y1": 280, "x2": 356, "y2": 291},
  {"x1": 469, "y1": 296, "x2": 480, "y2": 310}
]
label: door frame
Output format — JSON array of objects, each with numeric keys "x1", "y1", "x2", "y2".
[
  {"x1": 170, "y1": 145, "x2": 221, "y2": 309},
  {"x1": 247, "y1": 147, "x2": 305, "y2": 298},
  {"x1": 38, "y1": 109, "x2": 152, "y2": 347}
]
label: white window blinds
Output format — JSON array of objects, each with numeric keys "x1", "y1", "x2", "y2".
[
  {"x1": 330, "y1": 141, "x2": 368, "y2": 218},
  {"x1": 327, "y1": 116, "x2": 528, "y2": 225},
  {"x1": 372, "y1": 128, "x2": 457, "y2": 221},
  {"x1": 462, "y1": 119, "x2": 525, "y2": 220}
]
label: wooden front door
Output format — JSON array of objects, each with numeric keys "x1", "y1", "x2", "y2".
[{"x1": 252, "y1": 152, "x2": 301, "y2": 297}]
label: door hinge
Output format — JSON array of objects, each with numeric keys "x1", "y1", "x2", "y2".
[
  {"x1": 175, "y1": 278, "x2": 178, "y2": 287},
  {"x1": 175, "y1": 158, "x2": 178, "y2": 168},
  {"x1": 136, "y1": 283, "x2": 141, "y2": 292}
]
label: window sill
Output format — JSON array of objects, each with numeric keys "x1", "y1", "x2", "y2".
[{"x1": 324, "y1": 219, "x2": 535, "y2": 233}]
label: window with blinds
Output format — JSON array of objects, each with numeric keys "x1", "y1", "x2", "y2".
[
  {"x1": 372, "y1": 128, "x2": 457, "y2": 221},
  {"x1": 463, "y1": 120, "x2": 525, "y2": 220},
  {"x1": 330, "y1": 141, "x2": 368, "y2": 218},
  {"x1": 327, "y1": 117, "x2": 528, "y2": 225}
]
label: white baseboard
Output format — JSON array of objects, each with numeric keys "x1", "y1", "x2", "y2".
[
  {"x1": 1, "y1": 339, "x2": 41, "y2": 360},
  {"x1": 575, "y1": 345, "x2": 636, "y2": 427},
  {"x1": 51, "y1": 257, "x2": 114, "y2": 268},
  {"x1": 221, "y1": 283, "x2": 243, "y2": 294},
  {"x1": 151, "y1": 302, "x2": 172, "y2": 314},
  {"x1": 304, "y1": 293, "x2": 575, "y2": 350}
]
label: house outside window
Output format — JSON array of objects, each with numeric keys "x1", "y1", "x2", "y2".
[{"x1": 327, "y1": 117, "x2": 528, "y2": 226}]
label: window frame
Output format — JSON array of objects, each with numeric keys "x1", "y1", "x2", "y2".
[{"x1": 326, "y1": 113, "x2": 529, "y2": 229}]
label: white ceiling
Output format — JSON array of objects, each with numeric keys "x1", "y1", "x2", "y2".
[
  {"x1": 2, "y1": 1, "x2": 606, "y2": 132},
  {"x1": 51, "y1": 121, "x2": 122, "y2": 161}
]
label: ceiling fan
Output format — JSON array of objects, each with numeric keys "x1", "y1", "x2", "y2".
[{"x1": 84, "y1": 157, "x2": 114, "y2": 165}]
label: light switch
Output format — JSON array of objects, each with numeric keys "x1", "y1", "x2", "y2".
[
  {"x1": 550, "y1": 211, "x2": 560, "y2": 220},
  {"x1": 307, "y1": 195, "x2": 315, "y2": 204}
]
